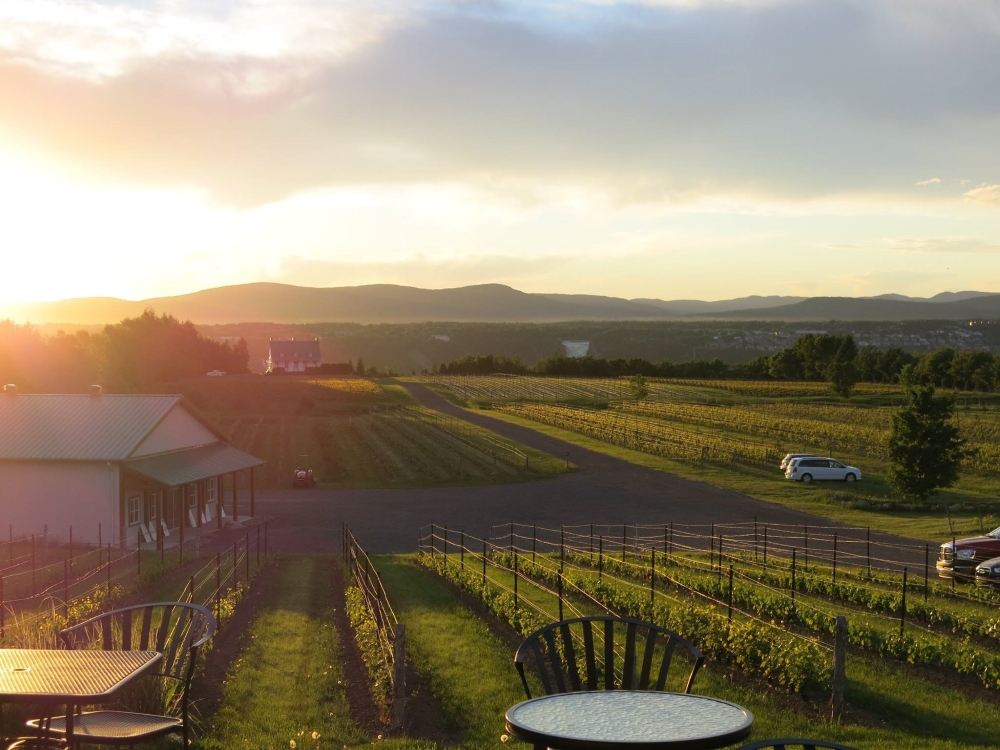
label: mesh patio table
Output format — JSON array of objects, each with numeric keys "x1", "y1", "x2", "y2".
[
  {"x1": 0, "y1": 649, "x2": 161, "y2": 741},
  {"x1": 505, "y1": 691, "x2": 754, "y2": 750}
]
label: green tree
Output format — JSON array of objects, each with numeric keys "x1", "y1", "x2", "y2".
[
  {"x1": 886, "y1": 365, "x2": 972, "y2": 500},
  {"x1": 355, "y1": 357, "x2": 365, "y2": 375},
  {"x1": 826, "y1": 335, "x2": 859, "y2": 398},
  {"x1": 628, "y1": 373, "x2": 649, "y2": 400}
]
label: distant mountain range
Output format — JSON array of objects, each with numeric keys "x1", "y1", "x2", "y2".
[{"x1": 3, "y1": 283, "x2": 1000, "y2": 325}]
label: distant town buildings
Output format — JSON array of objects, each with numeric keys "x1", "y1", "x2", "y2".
[{"x1": 562, "y1": 341, "x2": 591, "y2": 357}]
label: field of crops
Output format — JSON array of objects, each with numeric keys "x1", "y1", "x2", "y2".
[{"x1": 405, "y1": 521, "x2": 1000, "y2": 748}]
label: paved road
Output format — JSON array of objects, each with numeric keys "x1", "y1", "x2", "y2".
[{"x1": 257, "y1": 382, "x2": 934, "y2": 570}]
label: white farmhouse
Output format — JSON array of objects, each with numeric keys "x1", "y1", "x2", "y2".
[
  {"x1": 266, "y1": 338, "x2": 322, "y2": 373},
  {"x1": 0, "y1": 385, "x2": 263, "y2": 547}
]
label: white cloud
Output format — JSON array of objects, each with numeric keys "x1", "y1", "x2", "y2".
[
  {"x1": 915, "y1": 177, "x2": 941, "y2": 186},
  {"x1": 964, "y1": 184, "x2": 1000, "y2": 206}
]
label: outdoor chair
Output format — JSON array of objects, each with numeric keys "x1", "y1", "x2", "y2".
[
  {"x1": 514, "y1": 615, "x2": 705, "y2": 698},
  {"x1": 28, "y1": 602, "x2": 216, "y2": 748},
  {"x1": 736, "y1": 740, "x2": 861, "y2": 750},
  {"x1": 4, "y1": 739, "x2": 70, "y2": 750}
]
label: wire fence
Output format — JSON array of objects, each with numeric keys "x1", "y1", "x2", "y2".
[
  {"x1": 0, "y1": 522, "x2": 272, "y2": 649},
  {"x1": 343, "y1": 526, "x2": 405, "y2": 726}
]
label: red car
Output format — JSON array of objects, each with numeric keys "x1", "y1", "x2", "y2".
[
  {"x1": 292, "y1": 455, "x2": 316, "y2": 488},
  {"x1": 937, "y1": 528, "x2": 1000, "y2": 579}
]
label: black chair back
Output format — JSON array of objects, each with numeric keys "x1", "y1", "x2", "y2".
[
  {"x1": 59, "y1": 602, "x2": 215, "y2": 710},
  {"x1": 514, "y1": 615, "x2": 704, "y2": 699}
]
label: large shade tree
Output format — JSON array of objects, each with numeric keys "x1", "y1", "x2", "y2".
[{"x1": 886, "y1": 365, "x2": 972, "y2": 500}]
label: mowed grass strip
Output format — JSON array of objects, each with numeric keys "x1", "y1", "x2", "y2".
[
  {"x1": 200, "y1": 555, "x2": 365, "y2": 750},
  {"x1": 374, "y1": 555, "x2": 526, "y2": 750}
]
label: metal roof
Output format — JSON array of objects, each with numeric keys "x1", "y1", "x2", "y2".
[
  {"x1": 0, "y1": 394, "x2": 181, "y2": 461},
  {"x1": 124, "y1": 443, "x2": 264, "y2": 487}
]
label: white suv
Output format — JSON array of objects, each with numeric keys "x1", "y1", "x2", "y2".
[
  {"x1": 780, "y1": 453, "x2": 817, "y2": 472},
  {"x1": 786, "y1": 457, "x2": 862, "y2": 483}
]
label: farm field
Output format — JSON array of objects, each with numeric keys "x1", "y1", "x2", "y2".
[
  {"x1": 411, "y1": 374, "x2": 1000, "y2": 538},
  {"x1": 168, "y1": 375, "x2": 566, "y2": 489}
]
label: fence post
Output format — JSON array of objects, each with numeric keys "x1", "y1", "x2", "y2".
[
  {"x1": 866, "y1": 527, "x2": 871, "y2": 577},
  {"x1": 622, "y1": 526, "x2": 627, "y2": 563},
  {"x1": 763, "y1": 525, "x2": 768, "y2": 568},
  {"x1": 443, "y1": 526, "x2": 448, "y2": 565},
  {"x1": 510, "y1": 521, "x2": 514, "y2": 553},
  {"x1": 727, "y1": 564, "x2": 734, "y2": 622},
  {"x1": 591, "y1": 523, "x2": 595, "y2": 561},
  {"x1": 460, "y1": 531, "x2": 465, "y2": 570},
  {"x1": 393, "y1": 624, "x2": 406, "y2": 728},
  {"x1": 558, "y1": 569, "x2": 564, "y2": 620},
  {"x1": 482, "y1": 540, "x2": 487, "y2": 586},
  {"x1": 833, "y1": 533, "x2": 838, "y2": 582},
  {"x1": 669, "y1": 523, "x2": 673, "y2": 558},
  {"x1": 754, "y1": 518, "x2": 758, "y2": 561},
  {"x1": 63, "y1": 559, "x2": 69, "y2": 616},
  {"x1": 106, "y1": 543, "x2": 112, "y2": 601},
  {"x1": 532, "y1": 525, "x2": 537, "y2": 563},
  {"x1": 924, "y1": 544, "x2": 929, "y2": 603},
  {"x1": 430, "y1": 523, "x2": 435, "y2": 557},
  {"x1": 832, "y1": 616, "x2": 847, "y2": 719},
  {"x1": 513, "y1": 549, "x2": 518, "y2": 610},
  {"x1": 791, "y1": 548, "x2": 797, "y2": 608},
  {"x1": 804, "y1": 525, "x2": 809, "y2": 572},
  {"x1": 650, "y1": 548, "x2": 655, "y2": 606},
  {"x1": 560, "y1": 527, "x2": 565, "y2": 568},
  {"x1": 709, "y1": 526, "x2": 714, "y2": 570},
  {"x1": 599, "y1": 536, "x2": 603, "y2": 583},
  {"x1": 900, "y1": 568, "x2": 908, "y2": 636},
  {"x1": 717, "y1": 535, "x2": 723, "y2": 583},
  {"x1": 215, "y1": 553, "x2": 222, "y2": 629},
  {"x1": 663, "y1": 524, "x2": 667, "y2": 555}
]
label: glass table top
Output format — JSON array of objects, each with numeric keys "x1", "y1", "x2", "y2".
[{"x1": 507, "y1": 691, "x2": 753, "y2": 745}]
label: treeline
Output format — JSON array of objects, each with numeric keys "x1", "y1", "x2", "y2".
[
  {"x1": 0, "y1": 310, "x2": 249, "y2": 393},
  {"x1": 438, "y1": 334, "x2": 1000, "y2": 395}
]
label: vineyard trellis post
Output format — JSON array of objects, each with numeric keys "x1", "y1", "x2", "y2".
[
  {"x1": 393, "y1": 624, "x2": 406, "y2": 728},
  {"x1": 900, "y1": 568, "x2": 908, "y2": 636},
  {"x1": 560, "y1": 527, "x2": 565, "y2": 570},
  {"x1": 63, "y1": 559, "x2": 68, "y2": 617},
  {"x1": 923, "y1": 545, "x2": 929, "y2": 603},
  {"x1": 832, "y1": 616, "x2": 847, "y2": 719},
  {"x1": 866, "y1": 527, "x2": 871, "y2": 577},
  {"x1": 513, "y1": 549, "x2": 518, "y2": 610},
  {"x1": 430, "y1": 523, "x2": 435, "y2": 557},
  {"x1": 69, "y1": 526, "x2": 73, "y2": 574},
  {"x1": 590, "y1": 524, "x2": 594, "y2": 560},
  {"x1": 710, "y1": 523, "x2": 714, "y2": 569},
  {"x1": 791, "y1": 549, "x2": 797, "y2": 609},
  {"x1": 763, "y1": 525, "x2": 768, "y2": 568},
  {"x1": 443, "y1": 526, "x2": 448, "y2": 565},
  {"x1": 717, "y1": 535, "x2": 723, "y2": 583},
  {"x1": 599, "y1": 536, "x2": 604, "y2": 583},
  {"x1": 215, "y1": 552, "x2": 221, "y2": 629},
  {"x1": 727, "y1": 564, "x2": 734, "y2": 622},
  {"x1": 753, "y1": 519, "x2": 758, "y2": 562},
  {"x1": 532, "y1": 525, "x2": 537, "y2": 563},
  {"x1": 804, "y1": 525, "x2": 809, "y2": 572},
  {"x1": 510, "y1": 522, "x2": 514, "y2": 554},
  {"x1": 460, "y1": 531, "x2": 465, "y2": 570},
  {"x1": 482, "y1": 540, "x2": 487, "y2": 586},
  {"x1": 833, "y1": 533, "x2": 838, "y2": 582},
  {"x1": 622, "y1": 526, "x2": 626, "y2": 563},
  {"x1": 31, "y1": 534, "x2": 35, "y2": 597},
  {"x1": 558, "y1": 568, "x2": 564, "y2": 620},
  {"x1": 650, "y1": 548, "x2": 655, "y2": 605},
  {"x1": 106, "y1": 543, "x2": 111, "y2": 600},
  {"x1": 669, "y1": 523, "x2": 673, "y2": 558},
  {"x1": 663, "y1": 524, "x2": 667, "y2": 555}
]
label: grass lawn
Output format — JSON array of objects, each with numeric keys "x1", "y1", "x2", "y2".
[
  {"x1": 375, "y1": 555, "x2": 528, "y2": 750},
  {"x1": 199, "y1": 555, "x2": 365, "y2": 750},
  {"x1": 477, "y1": 408, "x2": 987, "y2": 541}
]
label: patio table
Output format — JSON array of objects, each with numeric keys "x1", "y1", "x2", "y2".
[
  {"x1": 505, "y1": 691, "x2": 754, "y2": 750},
  {"x1": 0, "y1": 649, "x2": 161, "y2": 741}
]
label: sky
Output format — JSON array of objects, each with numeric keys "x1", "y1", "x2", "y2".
[{"x1": 1, "y1": 0, "x2": 999, "y2": 303}]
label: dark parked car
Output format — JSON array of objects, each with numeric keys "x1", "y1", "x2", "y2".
[
  {"x1": 975, "y1": 555, "x2": 1000, "y2": 588},
  {"x1": 937, "y1": 528, "x2": 1000, "y2": 579}
]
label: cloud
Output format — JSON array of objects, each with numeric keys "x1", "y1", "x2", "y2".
[
  {"x1": 964, "y1": 184, "x2": 1000, "y2": 206},
  {"x1": 915, "y1": 177, "x2": 941, "y2": 186},
  {"x1": 2, "y1": 1, "x2": 1000, "y2": 206},
  {"x1": 890, "y1": 237, "x2": 1000, "y2": 254}
]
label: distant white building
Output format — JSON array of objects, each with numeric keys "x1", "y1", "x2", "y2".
[
  {"x1": 0, "y1": 387, "x2": 263, "y2": 546},
  {"x1": 431, "y1": 334, "x2": 451, "y2": 342},
  {"x1": 267, "y1": 338, "x2": 322, "y2": 373},
  {"x1": 562, "y1": 341, "x2": 590, "y2": 357}
]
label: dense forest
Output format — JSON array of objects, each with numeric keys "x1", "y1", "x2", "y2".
[
  {"x1": 439, "y1": 335, "x2": 1000, "y2": 394},
  {"x1": 0, "y1": 311, "x2": 249, "y2": 393}
]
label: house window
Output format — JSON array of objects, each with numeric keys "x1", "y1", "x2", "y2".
[
  {"x1": 127, "y1": 495, "x2": 141, "y2": 526},
  {"x1": 145, "y1": 491, "x2": 158, "y2": 523},
  {"x1": 207, "y1": 477, "x2": 217, "y2": 503},
  {"x1": 165, "y1": 488, "x2": 179, "y2": 528}
]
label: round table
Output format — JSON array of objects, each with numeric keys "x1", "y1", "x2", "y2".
[{"x1": 505, "y1": 691, "x2": 754, "y2": 750}]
